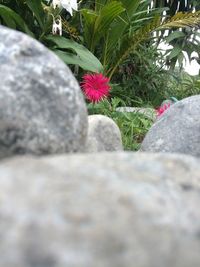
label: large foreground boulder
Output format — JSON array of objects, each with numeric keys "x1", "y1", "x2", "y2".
[
  {"x1": 140, "y1": 95, "x2": 200, "y2": 156},
  {"x1": 85, "y1": 115, "x2": 123, "y2": 152},
  {"x1": 0, "y1": 26, "x2": 87, "y2": 158},
  {"x1": 1, "y1": 152, "x2": 200, "y2": 267}
]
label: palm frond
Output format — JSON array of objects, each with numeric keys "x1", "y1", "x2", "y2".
[
  {"x1": 106, "y1": 15, "x2": 161, "y2": 78},
  {"x1": 158, "y1": 10, "x2": 200, "y2": 29},
  {"x1": 107, "y1": 10, "x2": 200, "y2": 78}
]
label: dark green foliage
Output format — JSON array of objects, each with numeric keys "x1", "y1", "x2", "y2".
[
  {"x1": 1, "y1": 0, "x2": 200, "y2": 151},
  {"x1": 0, "y1": 0, "x2": 103, "y2": 72},
  {"x1": 165, "y1": 71, "x2": 200, "y2": 100},
  {"x1": 111, "y1": 44, "x2": 170, "y2": 107}
]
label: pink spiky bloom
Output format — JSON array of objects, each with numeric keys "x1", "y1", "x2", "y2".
[
  {"x1": 156, "y1": 103, "x2": 171, "y2": 117},
  {"x1": 81, "y1": 73, "x2": 111, "y2": 103}
]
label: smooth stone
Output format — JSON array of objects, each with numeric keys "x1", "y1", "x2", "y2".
[
  {"x1": 0, "y1": 152, "x2": 200, "y2": 266},
  {"x1": 140, "y1": 95, "x2": 200, "y2": 156},
  {"x1": 0, "y1": 25, "x2": 87, "y2": 158},
  {"x1": 85, "y1": 115, "x2": 123, "y2": 152}
]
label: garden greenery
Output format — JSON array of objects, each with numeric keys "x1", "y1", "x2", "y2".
[
  {"x1": 1, "y1": 0, "x2": 200, "y2": 77},
  {"x1": 1, "y1": 0, "x2": 200, "y2": 150}
]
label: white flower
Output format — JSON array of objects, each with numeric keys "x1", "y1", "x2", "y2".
[
  {"x1": 52, "y1": 16, "x2": 62, "y2": 36},
  {"x1": 52, "y1": 0, "x2": 78, "y2": 16},
  {"x1": 52, "y1": 0, "x2": 61, "y2": 9}
]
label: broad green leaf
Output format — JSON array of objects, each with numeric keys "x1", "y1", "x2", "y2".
[
  {"x1": 0, "y1": 4, "x2": 33, "y2": 36},
  {"x1": 45, "y1": 35, "x2": 103, "y2": 72},
  {"x1": 26, "y1": 0, "x2": 45, "y2": 29},
  {"x1": 0, "y1": 10, "x2": 16, "y2": 28}
]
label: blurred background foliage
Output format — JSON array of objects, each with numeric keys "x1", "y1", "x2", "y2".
[{"x1": 0, "y1": 0, "x2": 200, "y2": 150}]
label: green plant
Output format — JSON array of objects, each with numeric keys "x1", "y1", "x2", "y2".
[
  {"x1": 153, "y1": 0, "x2": 200, "y2": 69},
  {"x1": 80, "y1": 0, "x2": 162, "y2": 77},
  {"x1": 1, "y1": 0, "x2": 200, "y2": 79},
  {"x1": 1, "y1": 0, "x2": 200, "y2": 111},
  {"x1": 88, "y1": 97, "x2": 153, "y2": 150},
  {"x1": 77, "y1": 0, "x2": 200, "y2": 106},
  {"x1": 165, "y1": 71, "x2": 200, "y2": 100},
  {"x1": 111, "y1": 43, "x2": 170, "y2": 106},
  {"x1": 0, "y1": 0, "x2": 103, "y2": 72},
  {"x1": 106, "y1": 9, "x2": 200, "y2": 79}
]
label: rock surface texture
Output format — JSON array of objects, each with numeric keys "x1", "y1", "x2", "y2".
[
  {"x1": 116, "y1": 107, "x2": 156, "y2": 120},
  {"x1": 1, "y1": 152, "x2": 200, "y2": 267},
  {"x1": 140, "y1": 95, "x2": 200, "y2": 156},
  {"x1": 0, "y1": 26, "x2": 87, "y2": 158},
  {"x1": 85, "y1": 115, "x2": 123, "y2": 152}
]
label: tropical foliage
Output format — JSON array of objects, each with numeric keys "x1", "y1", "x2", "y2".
[
  {"x1": 152, "y1": 0, "x2": 200, "y2": 69},
  {"x1": 1, "y1": 0, "x2": 200, "y2": 77},
  {"x1": 72, "y1": 0, "x2": 200, "y2": 79},
  {"x1": 1, "y1": 0, "x2": 200, "y2": 150},
  {"x1": 165, "y1": 71, "x2": 200, "y2": 100},
  {"x1": 111, "y1": 44, "x2": 169, "y2": 107},
  {"x1": 0, "y1": 0, "x2": 103, "y2": 72}
]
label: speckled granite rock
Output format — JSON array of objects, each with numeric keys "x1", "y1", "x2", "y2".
[
  {"x1": 0, "y1": 25, "x2": 87, "y2": 158},
  {"x1": 85, "y1": 115, "x2": 123, "y2": 152},
  {"x1": 0, "y1": 152, "x2": 200, "y2": 267},
  {"x1": 140, "y1": 95, "x2": 200, "y2": 156}
]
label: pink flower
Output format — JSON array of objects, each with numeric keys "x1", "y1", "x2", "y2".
[
  {"x1": 81, "y1": 73, "x2": 111, "y2": 103},
  {"x1": 156, "y1": 103, "x2": 171, "y2": 117}
]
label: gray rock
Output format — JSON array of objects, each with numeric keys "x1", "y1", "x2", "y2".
[
  {"x1": 116, "y1": 107, "x2": 156, "y2": 120},
  {"x1": 85, "y1": 115, "x2": 123, "y2": 152},
  {"x1": 0, "y1": 26, "x2": 87, "y2": 158},
  {"x1": 1, "y1": 152, "x2": 200, "y2": 267},
  {"x1": 140, "y1": 95, "x2": 200, "y2": 156}
]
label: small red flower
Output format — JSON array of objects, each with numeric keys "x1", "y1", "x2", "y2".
[
  {"x1": 156, "y1": 103, "x2": 171, "y2": 117},
  {"x1": 81, "y1": 73, "x2": 111, "y2": 103}
]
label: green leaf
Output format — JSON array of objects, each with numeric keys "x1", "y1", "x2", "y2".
[
  {"x1": 107, "y1": 15, "x2": 161, "y2": 78},
  {"x1": 168, "y1": 46, "x2": 182, "y2": 59},
  {"x1": 120, "y1": 0, "x2": 141, "y2": 17},
  {"x1": 80, "y1": 9, "x2": 97, "y2": 48},
  {"x1": 45, "y1": 35, "x2": 103, "y2": 72},
  {"x1": 81, "y1": 1, "x2": 125, "y2": 52},
  {"x1": 165, "y1": 30, "x2": 185, "y2": 43},
  {"x1": 0, "y1": 4, "x2": 33, "y2": 36},
  {"x1": 93, "y1": 1, "x2": 125, "y2": 46},
  {"x1": 26, "y1": 0, "x2": 45, "y2": 29},
  {"x1": 177, "y1": 51, "x2": 184, "y2": 66}
]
